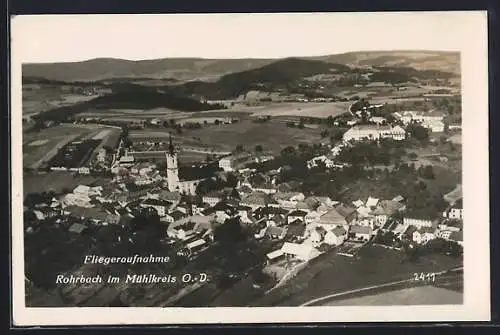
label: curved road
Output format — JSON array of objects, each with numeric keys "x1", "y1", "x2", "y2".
[{"x1": 301, "y1": 267, "x2": 463, "y2": 306}]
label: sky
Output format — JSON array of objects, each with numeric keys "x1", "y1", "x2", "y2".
[{"x1": 11, "y1": 12, "x2": 482, "y2": 63}]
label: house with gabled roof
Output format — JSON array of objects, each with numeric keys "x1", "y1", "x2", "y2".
[
  {"x1": 240, "y1": 191, "x2": 275, "y2": 210},
  {"x1": 349, "y1": 225, "x2": 372, "y2": 241},
  {"x1": 335, "y1": 204, "x2": 357, "y2": 225},
  {"x1": 324, "y1": 226, "x2": 348, "y2": 246},
  {"x1": 265, "y1": 225, "x2": 287, "y2": 240},
  {"x1": 287, "y1": 209, "x2": 308, "y2": 224},
  {"x1": 281, "y1": 242, "x2": 321, "y2": 261},
  {"x1": 310, "y1": 226, "x2": 327, "y2": 247},
  {"x1": 318, "y1": 208, "x2": 348, "y2": 230},
  {"x1": 372, "y1": 200, "x2": 406, "y2": 226}
]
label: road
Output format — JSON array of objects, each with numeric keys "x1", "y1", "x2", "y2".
[{"x1": 301, "y1": 267, "x2": 463, "y2": 306}]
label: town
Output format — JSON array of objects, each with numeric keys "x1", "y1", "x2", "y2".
[{"x1": 22, "y1": 52, "x2": 463, "y2": 307}]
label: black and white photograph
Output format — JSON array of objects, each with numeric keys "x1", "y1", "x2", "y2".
[{"x1": 10, "y1": 12, "x2": 490, "y2": 325}]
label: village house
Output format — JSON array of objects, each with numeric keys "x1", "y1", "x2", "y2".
[
  {"x1": 287, "y1": 209, "x2": 308, "y2": 224},
  {"x1": 186, "y1": 239, "x2": 207, "y2": 254},
  {"x1": 371, "y1": 200, "x2": 406, "y2": 226},
  {"x1": 65, "y1": 206, "x2": 120, "y2": 225},
  {"x1": 162, "y1": 210, "x2": 187, "y2": 224},
  {"x1": 265, "y1": 226, "x2": 287, "y2": 240},
  {"x1": 310, "y1": 226, "x2": 328, "y2": 247},
  {"x1": 266, "y1": 249, "x2": 286, "y2": 265},
  {"x1": 202, "y1": 190, "x2": 226, "y2": 207},
  {"x1": 335, "y1": 204, "x2": 358, "y2": 225},
  {"x1": 273, "y1": 192, "x2": 305, "y2": 209},
  {"x1": 349, "y1": 225, "x2": 372, "y2": 242},
  {"x1": 412, "y1": 227, "x2": 437, "y2": 245},
  {"x1": 369, "y1": 116, "x2": 387, "y2": 125},
  {"x1": 140, "y1": 199, "x2": 172, "y2": 217},
  {"x1": 307, "y1": 155, "x2": 336, "y2": 169},
  {"x1": 240, "y1": 192, "x2": 275, "y2": 210},
  {"x1": 281, "y1": 242, "x2": 321, "y2": 262},
  {"x1": 324, "y1": 226, "x2": 348, "y2": 246},
  {"x1": 285, "y1": 221, "x2": 307, "y2": 242},
  {"x1": 212, "y1": 201, "x2": 238, "y2": 223},
  {"x1": 305, "y1": 211, "x2": 321, "y2": 224},
  {"x1": 438, "y1": 219, "x2": 462, "y2": 232},
  {"x1": 442, "y1": 198, "x2": 463, "y2": 220},
  {"x1": 317, "y1": 208, "x2": 349, "y2": 231}
]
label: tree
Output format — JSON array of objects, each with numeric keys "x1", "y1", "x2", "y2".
[
  {"x1": 235, "y1": 144, "x2": 244, "y2": 153},
  {"x1": 421, "y1": 165, "x2": 435, "y2": 179},
  {"x1": 320, "y1": 130, "x2": 329, "y2": 138},
  {"x1": 214, "y1": 217, "x2": 246, "y2": 245},
  {"x1": 407, "y1": 123, "x2": 429, "y2": 141},
  {"x1": 281, "y1": 146, "x2": 297, "y2": 158},
  {"x1": 255, "y1": 145, "x2": 263, "y2": 153}
]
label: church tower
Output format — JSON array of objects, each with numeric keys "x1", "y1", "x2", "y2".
[{"x1": 166, "y1": 134, "x2": 180, "y2": 192}]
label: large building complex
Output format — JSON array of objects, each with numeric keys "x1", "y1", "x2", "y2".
[{"x1": 343, "y1": 125, "x2": 406, "y2": 142}]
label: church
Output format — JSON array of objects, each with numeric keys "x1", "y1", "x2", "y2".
[{"x1": 165, "y1": 136, "x2": 202, "y2": 196}]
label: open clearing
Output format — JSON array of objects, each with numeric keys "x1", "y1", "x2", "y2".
[{"x1": 324, "y1": 286, "x2": 462, "y2": 306}]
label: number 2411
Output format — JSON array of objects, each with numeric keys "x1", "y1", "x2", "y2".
[{"x1": 413, "y1": 272, "x2": 436, "y2": 282}]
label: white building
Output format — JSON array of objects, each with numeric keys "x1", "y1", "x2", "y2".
[
  {"x1": 324, "y1": 226, "x2": 348, "y2": 246},
  {"x1": 343, "y1": 125, "x2": 406, "y2": 142},
  {"x1": 403, "y1": 217, "x2": 433, "y2": 229},
  {"x1": 399, "y1": 110, "x2": 445, "y2": 133},
  {"x1": 97, "y1": 148, "x2": 107, "y2": 162},
  {"x1": 412, "y1": 227, "x2": 436, "y2": 245},
  {"x1": 281, "y1": 242, "x2": 321, "y2": 261}
]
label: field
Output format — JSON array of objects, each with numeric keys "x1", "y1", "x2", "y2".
[
  {"x1": 22, "y1": 85, "x2": 97, "y2": 115},
  {"x1": 250, "y1": 245, "x2": 462, "y2": 306},
  {"x1": 176, "y1": 119, "x2": 325, "y2": 154},
  {"x1": 324, "y1": 285, "x2": 462, "y2": 306},
  {"x1": 22, "y1": 124, "x2": 120, "y2": 169},
  {"x1": 23, "y1": 171, "x2": 111, "y2": 197}
]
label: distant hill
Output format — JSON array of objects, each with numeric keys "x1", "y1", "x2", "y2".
[
  {"x1": 174, "y1": 58, "x2": 351, "y2": 99},
  {"x1": 22, "y1": 58, "x2": 276, "y2": 83},
  {"x1": 311, "y1": 50, "x2": 460, "y2": 74},
  {"x1": 22, "y1": 51, "x2": 460, "y2": 83}
]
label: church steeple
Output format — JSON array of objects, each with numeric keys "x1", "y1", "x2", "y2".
[{"x1": 168, "y1": 133, "x2": 175, "y2": 155}]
